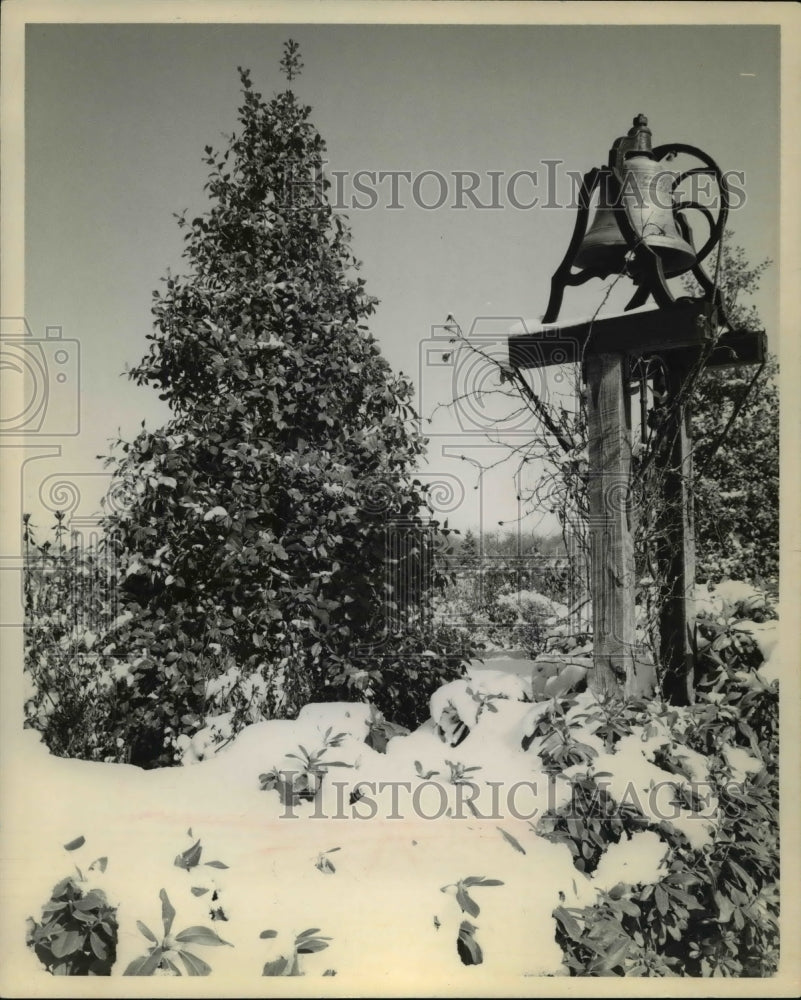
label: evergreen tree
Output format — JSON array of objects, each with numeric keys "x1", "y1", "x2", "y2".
[
  {"x1": 103, "y1": 43, "x2": 471, "y2": 765},
  {"x1": 460, "y1": 529, "x2": 479, "y2": 569}
]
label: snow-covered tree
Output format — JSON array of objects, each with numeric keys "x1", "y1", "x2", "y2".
[{"x1": 103, "y1": 42, "x2": 472, "y2": 765}]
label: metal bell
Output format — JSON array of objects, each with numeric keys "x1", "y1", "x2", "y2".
[{"x1": 576, "y1": 119, "x2": 696, "y2": 278}]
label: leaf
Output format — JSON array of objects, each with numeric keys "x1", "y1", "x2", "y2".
[
  {"x1": 124, "y1": 948, "x2": 163, "y2": 976},
  {"x1": 50, "y1": 929, "x2": 83, "y2": 958},
  {"x1": 175, "y1": 839, "x2": 203, "y2": 871},
  {"x1": 295, "y1": 927, "x2": 322, "y2": 939},
  {"x1": 191, "y1": 887, "x2": 209, "y2": 897},
  {"x1": 259, "y1": 929, "x2": 278, "y2": 939},
  {"x1": 727, "y1": 859, "x2": 756, "y2": 890},
  {"x1": 457, "y1": 921, "x2": 483, "y2": 966},
  {"x1": 136, "y1": 920, "x2": 158, "y2": 943},
  {"x1": 654, "y1": 884, "x2": 669, "y2": 916},
  {"x1": 89, "y1": 929, "x2": 108, "y2": 960},
  {"x1": 205, "y1": 860, "x2": 229, "y2": 869},
  {"x1": 175, "y1": 925, "x2": 231, "y2": 947},
  {"x1": 604, "y1": 937, "x2": 630, "y2": 971},
  {"x1": 714, "y1": 890, "x2": 735, "y2": 923},
  {"x1": 88, "y1": 856, "x2": 108, "y2": 873},
  {"x1": 263, "y1": 955, "x2": 290, "y2": 976},
  {"x1": 178, "y1": 949, "x2": 212, "y2": 976},
  {"x1": 160, "y1": 889, "x2": 176, "y2": 936},
  {"x1": 463, "y1": 875, "x2": 504, "y2": 887},
  {"x1": 455, "y1": 885, "x2": 480, "y2": 918},
  {"x1": 497, "y1": 827, "x2": 526, "y2": 855},
  {"x1": 73, "y1": 890, "x2": 106, "y2": 911},
  {"x1": 297, "y1": 938, "x2": 330, "y2": 954},
  {"x1": 553, "y1": 906, "x2": 583, "y2": 942},
  {"x1": 616, "y1": 898, "x2": 641, "y2": 918},
  {"x1": 63, "y1": 836, "x2": 85, "y2": 852}
]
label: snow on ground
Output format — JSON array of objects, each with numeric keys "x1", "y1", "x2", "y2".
[{"x1": 3, "y1": 666, "x2": 726, "y2": 991}]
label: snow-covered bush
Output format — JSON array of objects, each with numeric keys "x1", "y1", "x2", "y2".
[
  {"x1": 22, "y1": 515, "x2": 128, "y2": 762},
  {"x1": 548, "y1": 584, "x2": 779, "y2": 977},
  {"x1": 23, "y1": 513, "x2": 469, "y2": 767}
]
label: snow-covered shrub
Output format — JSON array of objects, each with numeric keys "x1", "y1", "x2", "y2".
[
  {"x1": 360, "y1": 623, "x2": 473, "y2": 732},
  {"x1": 496, "y1": 588, "x2": 562, "y2": 623},
  {"x1": 364, "y1": 705, "x2": 410, "y2": 753},
  {"x1": 23, "y1": 516, "x2": 129, "y2": 762},
  {"x1": 548, "y1": 587, "x2": 779, "y2": 977},
  {"x1": 539, "y1": 772, "x2": 649, "y2": 876},
  {"x1": 430, "y1": 671, "x2": 532, "y2": 746},
  {"x1": 691, "y1": 580, "x2": 778, "y2": 763},
  {"x1": 553, "y1": 755, "x2": 778, "y2": 976},
  {"x1": 24, "y1": 518, "x2": 465, "y2": 767},
  {"x1": 521, "y1": 696, "x2": 598, "y2": 774}
]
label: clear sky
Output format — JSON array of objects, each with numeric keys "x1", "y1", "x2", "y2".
[{"x1": 19, "y1": 18, "x2": 780, "y2": 538}]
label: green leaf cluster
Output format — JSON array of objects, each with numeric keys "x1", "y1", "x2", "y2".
[
  {"x1": 260, "y1": 926, "x2": 331, "y2": 976},
  {"x1": 27, "y1": 877, "x2": 118, "y2": 976},
  {"x1": 124, "y1": 889, "x2": 231, "y2": 976}
]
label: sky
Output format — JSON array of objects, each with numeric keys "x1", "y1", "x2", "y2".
[{"x1": 13, "y1": 15, "x2": 781, "y2": 540}]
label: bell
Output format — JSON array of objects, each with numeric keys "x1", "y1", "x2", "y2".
[{"x1": 575, "y1": 119, "x2": 696, "y2": 278}]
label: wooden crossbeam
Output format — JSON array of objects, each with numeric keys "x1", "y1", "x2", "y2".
[{"x1": 508, "y1": 302, "x2": 765, "y2": 371}]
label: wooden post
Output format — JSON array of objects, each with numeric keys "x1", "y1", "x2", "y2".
[
  {"x1": 655, "y1": 356, "x2": 696, "y2": 704},
  {"x1": 508, "y1": 306, "x2": 762, "y2": 704},
  {"x1": 585, "y1": 352, "x2": 636, "y2": 697}
]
